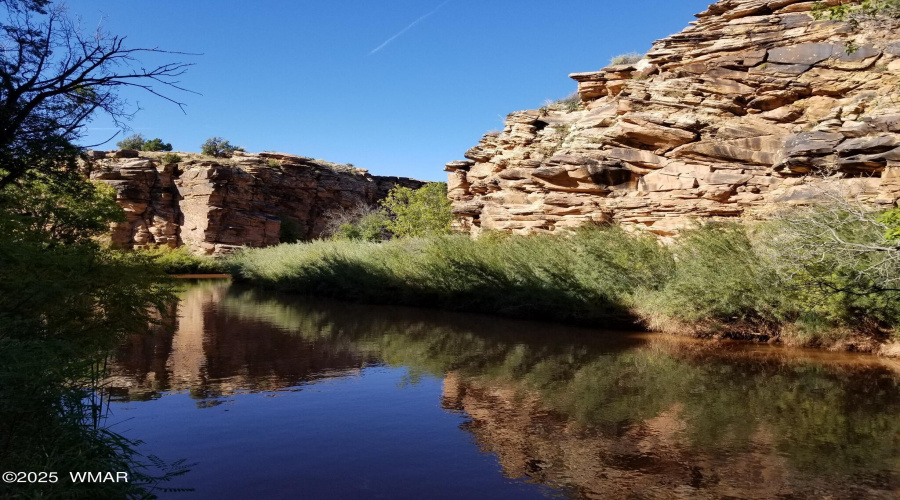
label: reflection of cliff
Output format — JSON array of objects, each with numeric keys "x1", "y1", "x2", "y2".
[
  {"x1": 110, "y1": 281, "x2": 900, "y2": 497},
  {"x1": 108, "y1": 281, "x2": 374, "y2": 401},
  {"x1": 442, "y1": 372, "x2": 895, "y2": 499}
]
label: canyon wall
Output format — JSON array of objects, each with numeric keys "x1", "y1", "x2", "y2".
[
  {"x1": 89, "y1": 151, "x2": 423, "y2": 254},
  {"x1": 447, "y1": 0, "x2": 900, "y2": 236}
]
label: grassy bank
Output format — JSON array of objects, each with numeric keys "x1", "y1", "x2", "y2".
[
  {"x1": 228, "y1": 206, "x2": 900, "y2": 351},
  {"x1": 142, "y1": 246, "x2": 225, "y2": 275}
]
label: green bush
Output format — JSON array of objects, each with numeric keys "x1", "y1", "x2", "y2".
[
  {"x1": 200, "y1": 137, "x2": 242, "y2": 157},
  {"x1": 142, "y1": 245, "x2": 224, "y2": 274},
  {"x1": 332, "y1": 210, "x2": 390, "y2": 242},
  {"x1": 381, "y1": 182, "x2": 453, "y2": 238},
  {"x1": 161, "y1": 152, "x2": 182, "y2": 164},
  {"x1": 141, "y1": 137, "x2": 173, "y2": 151},
  {"x1": 0, "y1": 173, "x2": 184, "y2": 496},
  {"x1": 879, "y1": 207, "x2": 900, "y2": 242},
  {"x1": 635, "y1": 224, "x2": 786, "y2": 329},
  {"x1": 116, "y1": 133, "x2": 145, "y2": 150}
]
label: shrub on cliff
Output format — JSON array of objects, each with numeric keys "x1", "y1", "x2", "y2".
[
  {"x1": 610, "y1": 52, "x2": 643, "y2": 66},
  {"x1": 201, "y1": 137, "x2": 243, "y2": 157},
  {"x1": 381, "y1": 182, "x2": 454, "y2": 238},
  {"x1": 116, "y1": 133, "x2": 146, "y2": 150},
  {"x1": 142, "y1": 137, "x2": 173, "y2": 151},
  {"x1": 161, "y1": 152, "x2": 182, "y2": 164}
]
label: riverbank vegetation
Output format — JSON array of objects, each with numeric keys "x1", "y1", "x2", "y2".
[
  {"x1": 0, "y1": 0, "x2": 193, "y2": 496},
  {"x1": 0, "y1": 173, "x2": 186, "y2": 497},
  {"x1": 229, "y1": 201, "x2": 900, "y2": 350}
]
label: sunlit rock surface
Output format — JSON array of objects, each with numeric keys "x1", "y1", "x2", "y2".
[
  {"x1": 88, "y1": 151, "x2": 423, "y2": 254},
  {"x1": 448, "y1": 0, "x2": 900, "y2": 236}
]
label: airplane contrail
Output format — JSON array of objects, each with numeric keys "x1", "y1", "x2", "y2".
[{"x1": 369, "y1": 0, "x2": 451, "y2": 55}]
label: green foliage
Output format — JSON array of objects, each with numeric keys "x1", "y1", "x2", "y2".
[
  {"x1": 610, "y1": 52, "x2": 643, "y2": 66},
  {"x1": 380, "y1": 182, "x2": 454, "y2": 238},
  {"x1": 230, "y1": 204, "x2": 899, "y2": 346},
  {"x1": 141, "y1": 245, "x2": 224, "y2": 274},
  {"x1": 141, "y1": 137, "x2": 173, "y2": 151},
  {"x1": 268, "y1": 159, "x2": 281, "y2": 168},
  {"x1": 0, "y1": 173, "x2": 183, "y2": 497},
  {"x1": 120, "y1": 132, "x2": 171, "y2": 151},
  {"x1": 333, "y1": 211, "x2": 390, "y2": 242},
  {"x1": 161, "y1": 152, "x2": 182, "y2": 164},
  {"x1": 116, "y1": 133, "x2": 146, "y2": 150},
  {"x1": 200, "y1": 137, "x2": 242, "y2": 157},
  {"x1": 227, "y1": 225, "x2": 672, "y2": 325},
  {"x1": 879, "y1": 208, "x2": 900, "y2": 242},
  {"x1": 0, "y1": 172, "x2": 124, "y2": 245},
  {"x1": 638, "y1": 224, "x2": 785, "y2": 327}
]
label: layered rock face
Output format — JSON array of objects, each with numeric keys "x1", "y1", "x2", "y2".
[
  {"x1": 447, "y1": 0, "x2": 900, "y2": 236},
  {"x1": 89, "y1": 151, "x2": 423, "y2": 254}
]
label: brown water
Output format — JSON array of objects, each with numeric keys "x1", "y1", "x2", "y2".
[{"x1": 106, "y1": 279, "x2": 900, "y2": 499}]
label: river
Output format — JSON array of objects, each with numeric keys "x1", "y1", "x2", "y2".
[{"x1": 105, "y1": 279, "x2": 900, "y2": 499}]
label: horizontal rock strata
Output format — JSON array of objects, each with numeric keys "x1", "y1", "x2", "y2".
[
  {"x1": 89, "y1": 151, "x2": 424, "y2": 254},
  {"x1": 447, "y1": 0, "x2": 900, "y2": 236}
]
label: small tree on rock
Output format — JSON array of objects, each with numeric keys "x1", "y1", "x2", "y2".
[
  {"x1": 141, "y1": 138, "x2": 173, "y2": 151},
  {"x1": 116, "y1": 134, "x2": 146, "y2": 150},
  {"x1": 201, "y1": 137, "x2": 241, "y2": 157}
]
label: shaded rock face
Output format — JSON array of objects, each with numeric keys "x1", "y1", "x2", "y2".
[
  {"x1": 447, "y1": 0, "x2": 900, "y2": 236},
  {"x1": 89, "y1": 152, "x2": 424, "y2": 254}
]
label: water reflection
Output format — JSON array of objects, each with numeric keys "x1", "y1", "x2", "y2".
[{"x1": 109, "y1": 280, "x2": 900, "y2": 499}]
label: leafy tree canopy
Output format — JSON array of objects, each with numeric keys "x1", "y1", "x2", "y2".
[{"x1": 381, "y1": 182, "x2": 454, "y2": 238}]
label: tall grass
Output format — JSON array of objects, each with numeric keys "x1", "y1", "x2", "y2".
[
  {"x1": 228, "y1": 227, "x2": 672, "y2": 326},
  {"x1": 229, "y1": 211, "x2": 900, "y2": 349}
]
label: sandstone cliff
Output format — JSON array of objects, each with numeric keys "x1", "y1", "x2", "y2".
[
  {"x1": 447, "y1": 0, "x2": 900, "y2": 236},
  {"x1": 88, "y1": 150, "x2": 423, "y2": 254}
]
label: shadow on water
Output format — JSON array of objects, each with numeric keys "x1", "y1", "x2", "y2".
[{"x1": 109, "y1": 280, "x2": 900, "y2": 499}]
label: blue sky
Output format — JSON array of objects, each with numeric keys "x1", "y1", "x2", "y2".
[{"x1": 72, "y1": 0, "x2": 708, "y2": 181}]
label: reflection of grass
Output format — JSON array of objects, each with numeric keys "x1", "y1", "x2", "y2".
[{"x1": 214, "y1": 283, "x2": 900, "y2": 477}]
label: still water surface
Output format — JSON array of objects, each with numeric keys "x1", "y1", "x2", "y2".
[{"x1": 107, "y1": 279, "x2": 900, "y2": 499}]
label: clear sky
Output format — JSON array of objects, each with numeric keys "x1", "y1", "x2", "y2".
[{"x1": 71, "y1": 0, "x2": 709, "y2": 181}]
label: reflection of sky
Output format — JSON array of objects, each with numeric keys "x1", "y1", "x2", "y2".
[{"x1": 108, "y1": 367, "x2": 555, "y2": 500}]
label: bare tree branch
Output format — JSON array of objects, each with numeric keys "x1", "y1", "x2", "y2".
[{"x1": 0, "y1": 1, "x2": 199, "y2": 188}]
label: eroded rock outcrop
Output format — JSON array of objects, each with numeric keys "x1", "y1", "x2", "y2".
[
  {"x1": 447, "y1": 0, "x2": 900, "y2": 236},
  {"x1": 89, "y1": 151, "x2": 423, "y2": 254}
]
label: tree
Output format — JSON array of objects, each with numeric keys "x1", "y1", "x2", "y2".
[
  {"x1": 200, "y1": 136, "x2": 241, "y2": 157},
  {"x1": 381, "y1": 182, "x2": 454, "y2": 238},
  {"x1": 116, "y1": 133, "x2": 145, "y2": 150},
  {"x1": 141, "y1": 137, "x2": 173, "y2": 151},
  {"x1": 0, "y1": 0, "x2": 194, "y2": 188}
]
